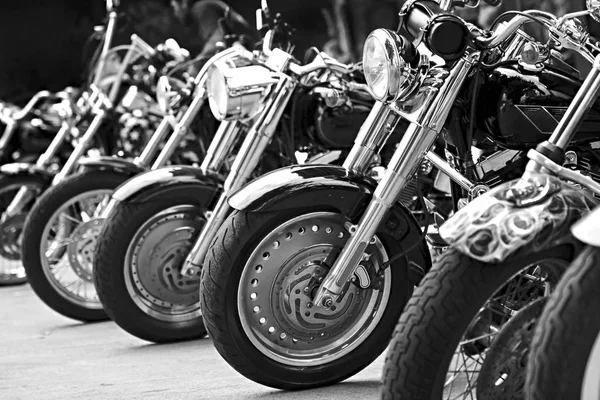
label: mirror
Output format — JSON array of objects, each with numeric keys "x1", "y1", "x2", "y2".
[
  {"x1": 588, "y1": 0, "x2": 600, "y2": 23},
  {"x1": 163, "y1": 39, "x2": 190, "y2": 62}
]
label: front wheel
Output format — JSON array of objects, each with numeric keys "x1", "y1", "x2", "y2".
[
  {"x1": 21, "y1": 170, "x2": 129, "y2": 321},
  {"x1": 200, "y1": 209, "x2": 413, "y2": 390},
  {"x1": 93, "y1": 183, "x2": 220, "y2": 343},
  {"x1": 380, "y1": 246, "x2": 573, "y2": 400},
  {"x1": 526, "y1": 246, "x2": 600, "y2": 400},
  {"x1": 0, "y1": 173, "x2": 49, "y2": 286}
]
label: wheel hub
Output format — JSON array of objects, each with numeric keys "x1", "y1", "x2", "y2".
[
  {"x1": 238, "y1": 212, "x2": 391, "y2": 366},
  {"x1": 128, "y1": 207, "x2": 205, "y2": 311},
  {"x1": 0, "y1": 213, "x2": 26, "y2": 260},
  {"x1": 476, "y1": 297, "x2": 547, "y2": 400},
  {"x1": 66, "y1": 217, "x2": 105, "y2": 282}
]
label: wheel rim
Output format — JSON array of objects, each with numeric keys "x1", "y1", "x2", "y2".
[
  {"x1": 40, "y1": 189, "x2": 113, "y2": 309},
  {"x1": 0, "y1": 182, "x2": 44, "y2": 284},
  {"x1": 124, "y1": 205, "x2": 205, "y2": 322},
  {"x1": 442, "y1": 259, "x2": 566, "y2": 400},
  {"x1": 237, "y1": 211, "x2": 391, "y2": 367}
]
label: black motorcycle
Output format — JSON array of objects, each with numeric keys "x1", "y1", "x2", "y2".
[
  {"x1": 17, "y1": 5, "x2": 254, "y2": 322},
  {"x1": 381, "y1": 1, "x2": 600, "y2": 399},
  {"x1": 199, "y1": 0, "x2": 600, "y2": 390},
  {"x1": 91, "y1": 2, "x2": 389, "y2": 343}
]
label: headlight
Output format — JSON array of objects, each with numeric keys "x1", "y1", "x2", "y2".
[
  {"x1": 207, "y1": 60, "x2": 278, "y2": 121},
  {"x1": 363, "y1": 29, "x2": 420, "y2": 102}
]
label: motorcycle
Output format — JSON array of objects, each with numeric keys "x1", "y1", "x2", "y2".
[
  {"x1": 381, "y1": 1, "x2": 600, "y2": 399},
  {"x1": 0, "y1": 0, "x2": 128, "y2": 286},
  {"x1": 525, "y1": 205, "x2": 600, "y2": 400},
  {"x1": 91, "y1": 1, "x2": 382, "y2": 343},
  {"x1": 198, "y1": 0, "x2": 600, "y2": 390},
  {"x1": 17, "y1": 5, "x2": 255, "y2": 322}
]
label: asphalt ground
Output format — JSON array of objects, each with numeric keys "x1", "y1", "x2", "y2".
[{"x1": 1, "y1": 284, "x2": 385, "y2": 400}]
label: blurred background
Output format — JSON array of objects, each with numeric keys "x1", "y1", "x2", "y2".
[{"x1": 0, "y1": 0, "x2": 596, "y2": 105}]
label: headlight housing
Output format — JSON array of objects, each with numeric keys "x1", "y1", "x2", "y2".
[
  {"x1": 207, "y1": 60, "x2": 278, "y2": 121},
  {"x1": 363, "y1": 29, "x2": 420, "y2": 102}
]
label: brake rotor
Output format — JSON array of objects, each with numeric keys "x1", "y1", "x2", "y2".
[
  {"x1": 66, "y1": 217, "x2": 105, "y2": 282},
  {"x1": 127, "y1": 206, "x2": 205, "y2": 314},
  {"x1": 476, "y1": 297, "x2": 547, "y2": 400}
]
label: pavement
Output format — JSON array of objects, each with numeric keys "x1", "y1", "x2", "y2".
[{"x1": 1, "y1": 284, "x2": 385, "y2": 400}]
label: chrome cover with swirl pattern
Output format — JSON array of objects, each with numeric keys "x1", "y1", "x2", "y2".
[{"x1": 440, "y1": 173, "x2": 598, "y2": 263}]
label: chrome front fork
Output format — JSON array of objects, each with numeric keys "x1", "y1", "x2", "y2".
[
  {"x1": 52, "y1": 109, "x2": 107, "y2": 185},
  {"x1": 133, "y1": 117, "x2": 171, "y2": 167},
  {"x1": 343, "y1": 101, "x2": 402, "y2": 174},
  {"x1": 180, "y1": 76, "x2": 297, "y2": 276},
  {"x1": 3, "y1": 121, "x2": 73, "y2": 218},
  {"x1": 151, "y1": 88, "x2": 207, "y2": 169},
  {"x1": 313, "y1": 57, "x2": 474, "y2": 308}
]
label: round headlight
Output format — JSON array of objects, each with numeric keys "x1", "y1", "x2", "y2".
[
  {"x1": 363, "y1": 29, "x2": 419, "y2": 102},
  {"x1": 206, "y1": 61, "x2": 278, "y2": 122}
]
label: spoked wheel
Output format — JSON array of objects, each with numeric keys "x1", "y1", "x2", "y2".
[
  {"x1": 201, "y1": 209, "x2": 412, "y2": 390},
  {"x1": 381, "y1": 247, "x2": 572, "y2": 400},
  {"x1": 21, "y1": 171, "x2": 127, "y2": 321},
  {"x1": 93, "y1": 184, "x2": 220, "y2": 343},
  {"x1": 0, "y1": 175, "x2": 48, "y2": 286}
]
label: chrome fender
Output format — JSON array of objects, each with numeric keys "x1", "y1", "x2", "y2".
[
  {"x1": 78, "y1": 156, "x2": 146, "y2": 176},
  {"x1": 0, "y1": 162, "x2": 55, "y2": 181},
  {"x1": 572, "y1": 205, "x2": 600, "y2": 247},
  {"x1": 440, "y1": 173, "x2": 598, "y2": 263},
  {"x1": 229, "y1": 164, "x2": 431, "y2": 284},
  {"x1": 111, "y1": 165, "x2": 223, "y2": 204}
]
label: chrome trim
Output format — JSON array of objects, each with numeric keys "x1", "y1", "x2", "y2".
[
  {"x1": 133, "y1": 117, "x2": 171, "y2": 166},
  {"x1": 180, "y1": 75, "x2": 297, "y2": 276},
  {"x1": 343, "y1": 102, "x2": 401, "y2": 174},
  {"x1": 199, "y1": 120, "x2": 243, "y2": 175},
  {"x1": 313, "y1": 55, "x2": 475, "y2": 307},
  {"x1": 425, "y1": 151, "x2": 474, "y2": 191}
]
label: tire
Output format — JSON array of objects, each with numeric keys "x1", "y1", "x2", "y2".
[
  {"x1": 380, "y1": 246, "x2": 574, "y2": 400},
  {"x1": 93, "y1": 184, "x2": 220, "y2": 343},
  {"x1": 200, "y1": 209, "x2": 413, "y2": 390},
  {"x1": 0, "y1": 173, "x2": 49, "y2": 286},
  {"x1": 21, "y1": 170, "x2": 129, "y2": 321},
  {"x1": 526, "y1": 246, "x2": 600, "y2": 400}
]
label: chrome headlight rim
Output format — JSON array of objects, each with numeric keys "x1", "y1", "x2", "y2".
[
  {"x1": 363, "y1": 28, "x2": 421, "y2": 103},
  {"x1": 206, "y1": 61, "x2": 279, "y2": 122}
]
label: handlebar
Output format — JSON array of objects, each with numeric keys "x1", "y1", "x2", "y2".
[{"x1": 470, "y1": 11, "x2": 557, "y2": 49}]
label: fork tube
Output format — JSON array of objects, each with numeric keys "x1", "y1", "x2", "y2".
[
  {"x1": 526, "y1": 54, "x2": 600, "y2": 175},
  {"x1": 343, "y1": 101, "x2": 401, "y2": 174},
  {"x1": 181, "y1": 76, "x2": 297, "y2": 276},
  {"x1": 313, "y1": 57, "x2": 474, "y2": 307},
  {"x1": 133, "y1": 118, "x2": 171, "y2": 166},
  {"x1": 36, "y1": 122, "x2": 72, "y2": 167},
  {"x1": 199, "y1": 121, "x2": 243, "y2": 175},
  {"x1": 52, "y1": 111, "x2": 106, "y2": 185},
  {"x1": 92, "y1": 10, "x2": 118, "y2": 88},
  {"x1": 151, "y1": 90, "x2": 207, "y2": 169}
]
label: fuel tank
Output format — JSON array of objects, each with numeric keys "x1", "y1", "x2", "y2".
[{"x1": 477, "y1": 63, "x2": 600, "y2": 149}]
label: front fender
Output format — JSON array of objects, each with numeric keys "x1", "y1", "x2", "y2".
[
  {"x1": 0, "y1": 162, "x2": 55, "y2": 183},
  {"x1": 229, "y1": 164, "x2": 431, "y2": 283},
  {"x1": 111, "y1": 165, "x2": 224, "y2": 204},
  {"x1": 572, "y1": 205, "x2": 600, "y2": 247},
  {"x1": 78, "y1": 156, "x2": 146, "y2": 176},
  {"x1": 440, "y1": 173, "x2": 599, "y2": 263}
]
